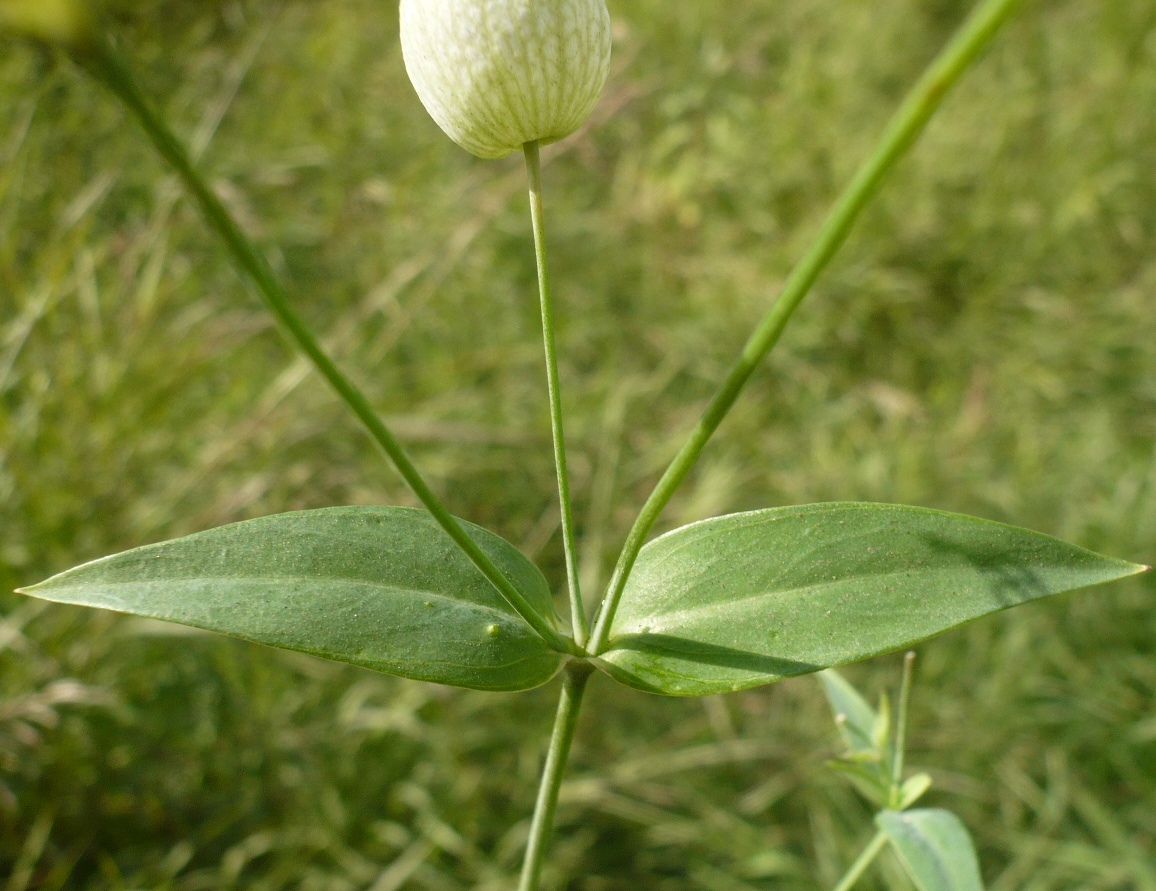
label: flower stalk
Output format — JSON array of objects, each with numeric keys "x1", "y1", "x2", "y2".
[{"x1": 524, "y1": 140, "x2": 588, "y2": 648}]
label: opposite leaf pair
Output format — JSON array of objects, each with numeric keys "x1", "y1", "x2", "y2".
[{"x1": 20, "y1": 502, "x2": 1144, "y2": 696}]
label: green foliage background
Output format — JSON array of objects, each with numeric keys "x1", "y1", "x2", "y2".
[{"x1": 1, "y1": 0, "x2": 1154, "y2": 887}]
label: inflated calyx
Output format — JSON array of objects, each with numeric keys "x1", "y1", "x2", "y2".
[{"x1": 400, "y1": 0, "x2": 612, "y2": 159}]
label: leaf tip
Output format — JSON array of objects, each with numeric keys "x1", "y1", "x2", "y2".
[
  {"x1": 14, "y1": 573, "x2": 58, "y2": 597},
  {"x1": 1097, "y1": 557, "x2": 1149, "y2": 583}
]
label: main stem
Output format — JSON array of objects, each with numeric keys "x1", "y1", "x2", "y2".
[
  {"x1": 587, "y1": 0, "x2": 1021, "y2": 654},
  {"x1": 77, "y1": 39, "x2": 576, "y2": 657},
  {"x1": 518, "y1": 663, "x2": 592, "y2": 891},
  {"x1": 524, "y1": 141, "x2": 587, "y2": 649},
  {"x1": 831, "y1": 830, "x2": 888, "y2": 891}
]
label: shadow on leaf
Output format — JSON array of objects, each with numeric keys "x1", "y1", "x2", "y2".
[{"x1": 605, "y1": 632, "x2": 821, "y2": 679}]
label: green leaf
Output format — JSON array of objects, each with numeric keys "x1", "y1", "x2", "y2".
[
  {"x1": 899, "y1": 774, "x2": 934, "y2": 809},
  {"x1": 597, "y1": 503, "x2": 1146, "y2": 695},
  {"x1": 819, "y1": 669, "x2": 878, "y2": 755},
  {"x1": 876, "y1": 809, "x2": 984, "y2": 891},
  {"x1": 828, "y1": 760, "x2": 891, "y2": 808},
  {"x1": 18, "y1": 507, "x2": 564, "y2": 691}
]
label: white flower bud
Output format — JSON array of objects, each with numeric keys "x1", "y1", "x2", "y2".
[
  {"x1": 0, "y1": 0, "x2": 94, "y2": 46},
  {"x1": 400, "y1": 0, "x2": 612, "y2": 160}
]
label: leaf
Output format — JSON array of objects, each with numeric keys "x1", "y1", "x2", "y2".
[
  {"x1": 876, "y1": 809, "x2": 984, "y2": 891},
  {"x1": 597, "y1": 503, "x2": 1146, "y2": 695},
  {"x1": 899, "y1": 774, "x2": 934, "y2": 809},
  {"x1": 819, "y1": 669, "x2": 878, "y2": 755},
  {"x1": 828, "y1": 760, "x2": 891, "y2": 808},
  {"x1": 18, "y1": 507, "x2": 564, "y2": 691}
]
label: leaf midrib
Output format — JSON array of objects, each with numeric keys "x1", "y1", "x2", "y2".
[
  {"x1": 35, "y1": 574, "x2": 534, "y2": 626},
  {"x1": 36, "y1": 577, "x2": 559, "y2": 676},
  {"x1": 613, "y1": 561, "x2": 1061, "y2": 637}
]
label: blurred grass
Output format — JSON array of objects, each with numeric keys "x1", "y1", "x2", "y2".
[{"x1": 1, "y1": 0, "x2": 1154, "y2": 888}]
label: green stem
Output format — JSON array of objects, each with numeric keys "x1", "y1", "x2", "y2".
[
  {"x1": 890, "y1": 651, "x2": 916, "y2": 806},
  {"x1": 587, "y1": 0, "x2": 1021, "y2": 655},
  {"x1": 523, "y1": 141, "x2": 587, "y2": 649},
  {"x1": 76, "y1": 38, "x2": 576, "y2": 657},
  {"x1": 832, "y1": 830, "x2": 888, "y2": 891},
  {"x1": 518, "y1": 662, "x2": 592, "y2": 891}
]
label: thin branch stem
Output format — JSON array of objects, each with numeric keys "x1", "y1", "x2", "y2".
[
  {"x1": 77, "y1": 38, "x2": 577, "y2": 657},
  {"x1": 832, "y1": 830, "x2": 888, "y2": 891},
  {"x1": 523, "y1": 141, "x2": 588, "y2": 649},
  {"x1": 518, "y1": 663, "x2": 592, "y2": 891},
  {"x1": 587, "y1": 0, "x2": 1022, "y2": 655},
  {"x1": 890, "y1": 651, "x2": 916, "y2": 805}
]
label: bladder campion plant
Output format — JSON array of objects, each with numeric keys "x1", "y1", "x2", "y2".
[{"x1": 3, "y1": 0, "x2": 1149, "y2": 887}]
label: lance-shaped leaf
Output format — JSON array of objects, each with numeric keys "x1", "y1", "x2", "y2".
[
  {"x1": 876, "y1": 809, "x2": 984, "y2": 891},
  {"x1": 597, "y1": 503, "x2": 1146, "y2": 695},
  {"x1": 18, "y1": 507, "x2": 564, "y2": 691}
]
